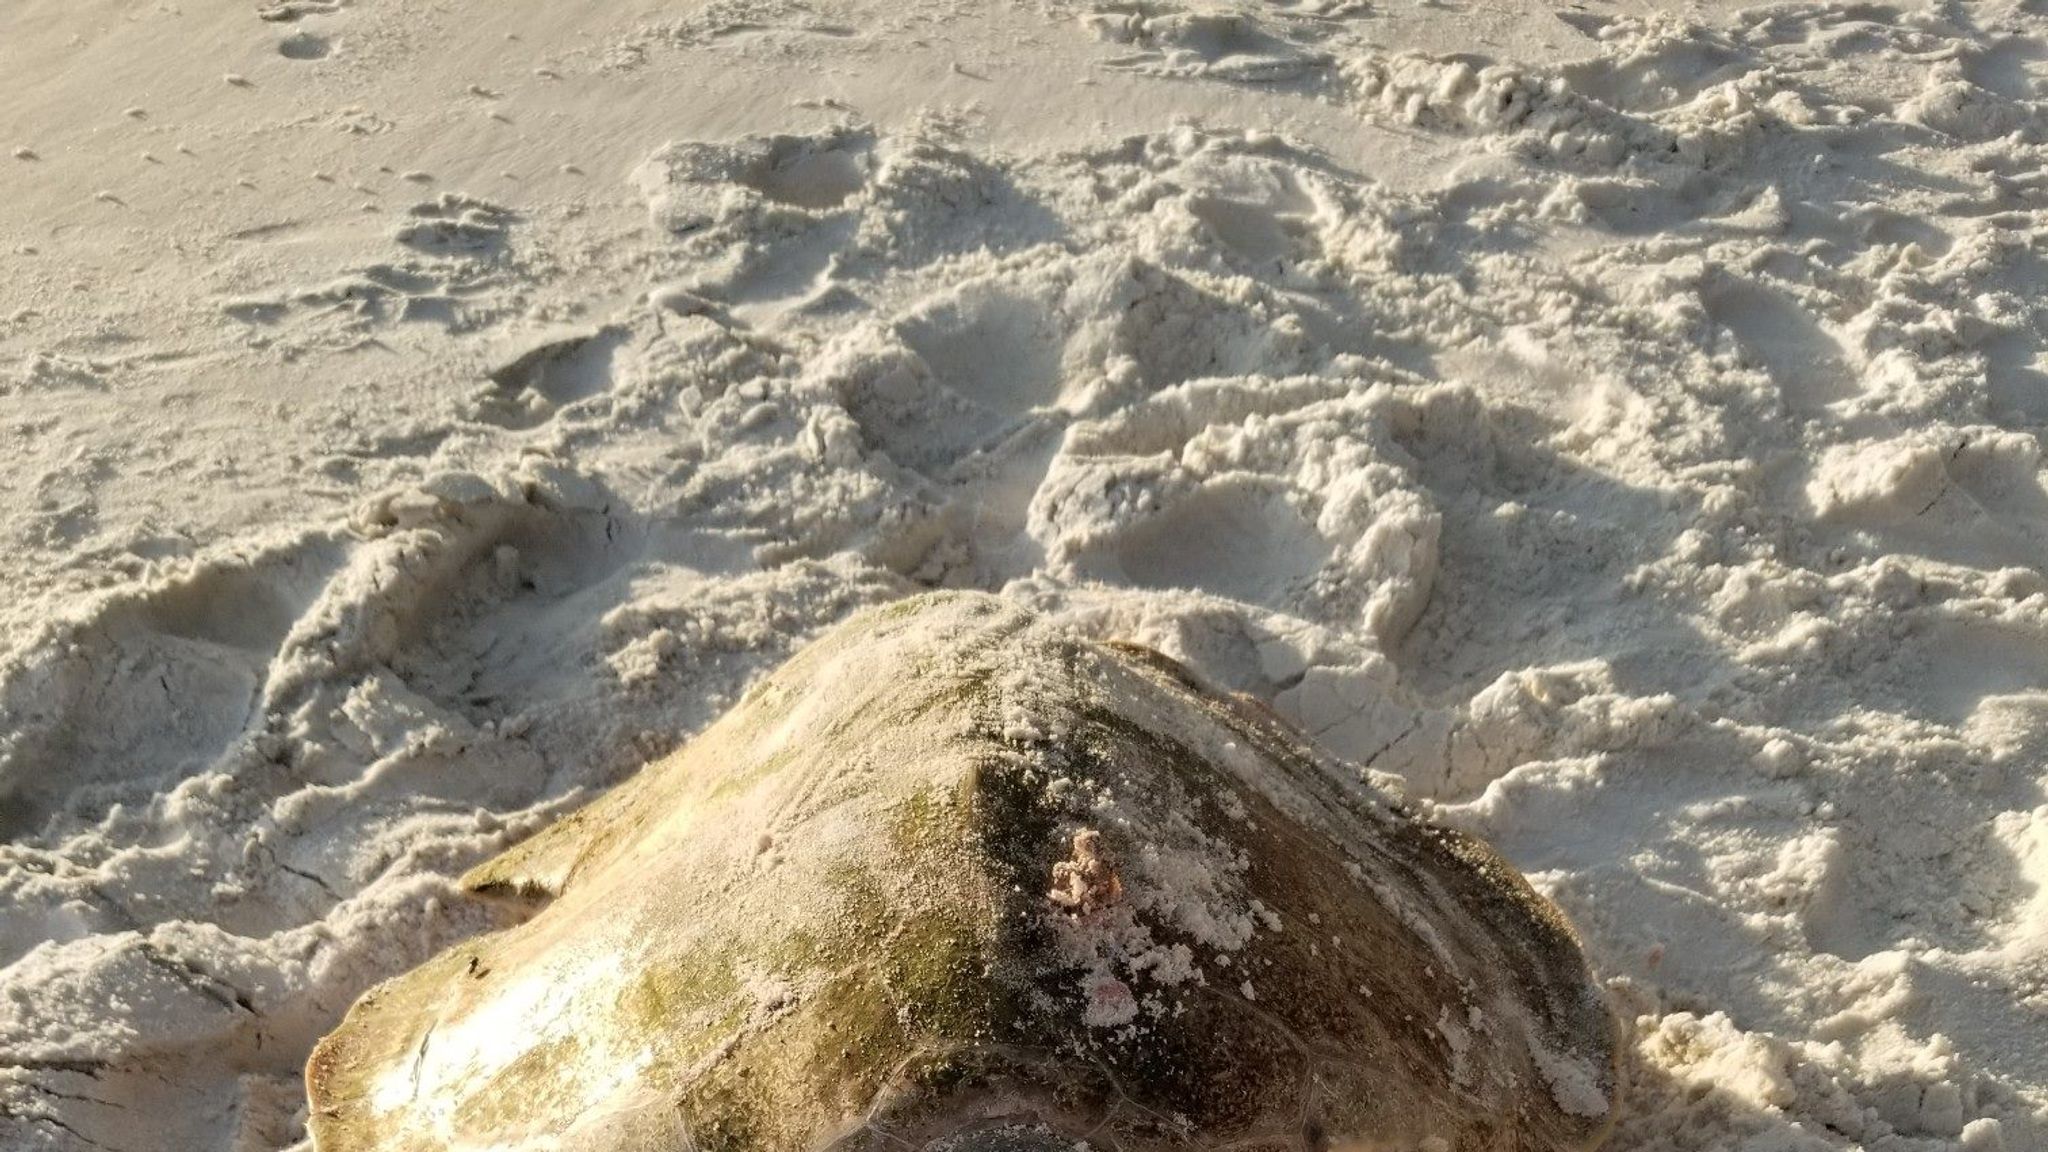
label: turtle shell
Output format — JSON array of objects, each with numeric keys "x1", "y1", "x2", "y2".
[{"x1": 306, "y1": 592, "x2": 1620, "y2": 1152}]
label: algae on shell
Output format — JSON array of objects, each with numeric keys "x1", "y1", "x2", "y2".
[{"x1": 306, "y1": 592, "x2": 1621, "y2": 1152}]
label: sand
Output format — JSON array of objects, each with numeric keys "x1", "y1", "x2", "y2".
[{"x1": 1, "y1": 0, "x2": 2045, "y2": 1148}]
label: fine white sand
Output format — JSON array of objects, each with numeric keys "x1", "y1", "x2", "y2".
[{"x1": 2, "y1": 0, "x2": 2046, "y2": 1149}]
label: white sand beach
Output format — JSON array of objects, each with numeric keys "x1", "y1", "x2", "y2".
[{"x1": 2, "y1": 0, "x2": 2045, "y2": 1147}]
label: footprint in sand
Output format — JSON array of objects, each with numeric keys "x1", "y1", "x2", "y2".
[
  {"x1": 465, "y1": 326, "x2": 628, "y2": 430},
  {"x1": 1700, "y1": 275, "x2": 1860, "y2": 411},
  {"x1": 1086, "y1": 3, "x2": 1334, "y2": 85},
  {"x1": 634, "y1": 129, "x2": 875, "y2": 234},
  {"x1": 819, "y1": 280, "x2": 1069, "y2": 480}
]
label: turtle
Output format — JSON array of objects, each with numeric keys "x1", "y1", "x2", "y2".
[{"x1": 305, "y1": 591, "x2": 1621, "y2": 1152}]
